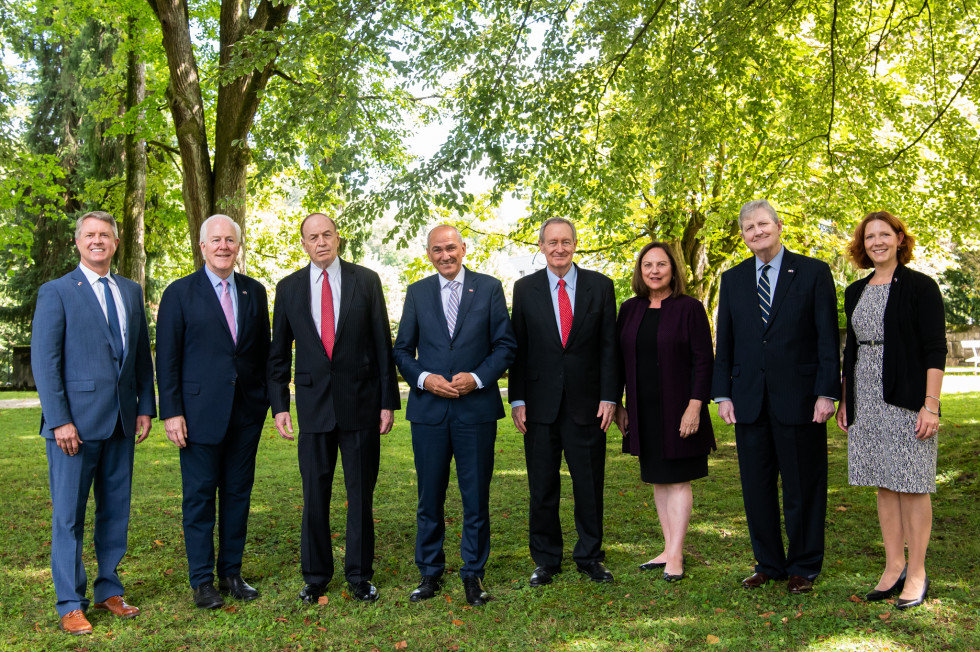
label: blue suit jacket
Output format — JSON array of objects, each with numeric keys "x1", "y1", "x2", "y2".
[
  {"x1": 393, "y1": 267, "x2": 516, "y2": 425},
  {"x1": 711, "y1": 249, "x2": 840, "y2": 425},
  {"x1": 156, "y1": 267, "x2": 271, "y2": 444},
  {"x1": 31, "y1": 267, "x2": 156, "y2": 439}
]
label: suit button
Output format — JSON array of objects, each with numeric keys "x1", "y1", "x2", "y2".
[
  {"x1": 231, "y1": 379, "x2": 236, "y2": 385},
  {"x1": 449, "y1": 345, "x2": 454, "y2": 350}
]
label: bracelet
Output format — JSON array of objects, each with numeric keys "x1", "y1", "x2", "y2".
[
  {"x1": 922, "y1": 404, "x2": 940, "y2": 416},
  {"x1": 926, "y1": 394, "x2": 941, "y2": 404}
]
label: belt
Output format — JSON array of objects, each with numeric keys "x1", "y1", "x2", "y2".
[{"x1": 858, "y1": 339, "x2": 884, "y2": 346}]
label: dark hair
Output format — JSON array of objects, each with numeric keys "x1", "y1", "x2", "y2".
[
  {"x1": 848, "y1": 210, "x2": 915, "y2": 269},
  {"x1": 631, "y1": 241, "x2": 685, "y2": 299}
]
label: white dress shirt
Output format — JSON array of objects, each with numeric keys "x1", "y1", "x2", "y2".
[
  {"x1": 309, "y1": 257, "x2": 342, "y2": 334},
  {"x1": 204, "y1": 265, "x2": 238, "y2": 323},
  {"x1": 78, "y1": 264, "x2": 127, "y2": 345},
  {"x1": 418, "y1": 267, "x2": 483, "y2": 391}
]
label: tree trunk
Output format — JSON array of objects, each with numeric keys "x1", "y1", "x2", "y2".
[
  {"x1": 121, "y1": 15, "x2": 147, "y2": 290},
  {"x1": 147, "y1": 0, "x2": 292, "y2": 269}
]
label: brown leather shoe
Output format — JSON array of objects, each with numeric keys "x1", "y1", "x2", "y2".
[
  {"x1": 787, "y1": 575, "x2": 814, "y2": 594},
  {"x1": 59, "y1": 609, "x2": 93, "y2": 635},
  {"x1": 92, "y1": 595, "x2": 140, "y2": 619},
  {"x1": 741, "y1": 572, "x2": 772, "y2": 588}
]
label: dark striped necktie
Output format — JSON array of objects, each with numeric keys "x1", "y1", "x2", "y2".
[{"x1": 758, "y1": 264, "x2": 772, "y2": 326}]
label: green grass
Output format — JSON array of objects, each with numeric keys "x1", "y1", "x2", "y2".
[{"x1": 1, "y1": 395, "x2": 978, "y2": 651}]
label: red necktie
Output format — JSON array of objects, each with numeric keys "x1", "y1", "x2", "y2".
[
  {"x1": 321, "y1": 270, "x2": 335, "y2": 358},
  {"x1": 558, "y1": 278, "x2": 572, "y2": 347}
]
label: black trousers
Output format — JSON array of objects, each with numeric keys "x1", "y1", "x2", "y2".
[
  {"x1": 524, "y1": 395, "x2": 606, "y2": 569},
  {"x1": 179, "y1": 409, "x2": 263, "y2": 589},
  {"x1": 734, "y1": 395, "x2": 828, "y2": 580},
  {"x1": 297, "y1": 427, "x2": 380, "y2": 585}
]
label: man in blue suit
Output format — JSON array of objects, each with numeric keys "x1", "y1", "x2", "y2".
[
  {"x1": 32, "y1": 211, "x2": 155, "y2": 635},
  {"x1": 393, "y1": 225, "x2": 516, "y2": 606},
  {"x1": 156, "y1": 214, "x2": 271, "y2": 609},
  {"x1": 712, "y1": 199, "x2": 840, "y2": 594}
]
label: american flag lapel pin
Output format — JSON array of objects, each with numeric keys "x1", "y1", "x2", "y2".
[
  {"x1": 77, "y1": 282, "x2": 83, "y2": 286},
  {"x1": 788, "y1": 269, "x2": 795, "y2": 273},
  {"x1": 468, "y1": 288, "x2": 474, "y2": 293}
]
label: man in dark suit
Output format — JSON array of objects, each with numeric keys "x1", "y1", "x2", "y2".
[
  {"x1": 268, "y1": 213, "x2": 400, "y2": 604},
  {"x1": 712, "y1": 199, "x2": 840, "y2": 594},
  {"x1": 156, "y1": 214, "x2": 271, "y2": 609},
  {"x1": 393, "y1": 225, "x2": 516, "y2": 606},
  {"x1": 32, "y1": 211, "x2": 155, "y2": 635},
  {"x1": 509, "y1": 217, "x2": 618, "y2": 587}
]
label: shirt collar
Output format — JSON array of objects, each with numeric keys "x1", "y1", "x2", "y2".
[
  {"x1": 756, "y1": 245, "x2": 785, "y2": 274},
  {"x1": 546, "y1": 263, "x2": 577, "y2": 290},
  {"x1": 78, "y1": 264, "x2": 113, "y2": 286},
  {"x1": 310, "y1": 257, "x2": 342, "y2": 283},
  {"x1": 204, "y1": 265, "x2": 234, "y2": 289},
  {"x1": 439, "y1": 266, "x2": 466, "y2": 289}
]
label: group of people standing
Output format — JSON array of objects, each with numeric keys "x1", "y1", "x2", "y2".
[{"x1": 31, "y1": 200, "x2": 945, "y2": 636}]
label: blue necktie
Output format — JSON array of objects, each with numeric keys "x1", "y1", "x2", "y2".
[
  {"x1": 758, "y1": 264, "x2": 772, "y2": 326},
  {"x1": 99, "y1": 277, "x2": 124, "y2": 362}
]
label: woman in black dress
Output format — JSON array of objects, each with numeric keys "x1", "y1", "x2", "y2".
[{"x1": 615, "y1": 242, "x2": 716, "y2": 582}]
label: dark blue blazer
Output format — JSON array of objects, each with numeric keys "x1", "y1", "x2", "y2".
[
  {"x1": 712, "y1": 249, "x2": 840, "y2": 425},
  {"x1": 156, "y1": 267, "x2": 271, "y2": 444},
  {"x1": 393, "y1": 267, "x2": 516, "y2": 425},
  {"x1": 32, "y1": 267, "x2": 156, "y2": 439}
]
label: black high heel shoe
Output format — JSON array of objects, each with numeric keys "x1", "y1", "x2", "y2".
[
  {"x1": 865, "y1": 566, "x2": 907, "y2": 601},
  {"x1": 639, "y1": 560, "x2": 666, "y2": 571},
  {"x1": 896, "y1": 576, "x2": 929, "y2": 610}
]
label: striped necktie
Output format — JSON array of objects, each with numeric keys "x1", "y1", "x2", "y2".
[
  {"x1": 446, "y1": 280, "x2": 461, "y2": 336},
  {"x1": 758, "y1": 264, "x2": 772, "y2": 326}
]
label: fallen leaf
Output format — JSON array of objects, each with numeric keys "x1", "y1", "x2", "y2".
[
  {"x1": 706, "y1": 634, "x2": 720, "y2": 644},
  {"x1": 452, "y1": 619, "x2": 464, "y2": 626},
  {"x1": 444, "y1": 595, "x2": 452, "y2": 603},
  {"x1": 223, "y1": 605, "x2": 238, "y2": 613},
  {"x1": 759, "y1": 611, "x2": 775, "y2": 618},
  {"x1": 795, "y1": 611, "x2": 802, "y2": 618},
  {"x1": 849, "y1": 595, "x2": 861, "y2": 603},
  {"x1": 395, "y1": 641, "x2": 408, "y2": 650},
  {"x1": 154, "y1": 540, "x2": 164, "y2": 546},
  {"x1": 341, "y1": 590, "x2": 350, "y2": 599},
  {"x1": 318, "y1": 595, "x2": 329, "y2": 605},
  {"x1": 836, "y1": 506, "x2": 847, "y2": 511},
  {"x1": 317, "y1": 627, "x2": 327, "y2": 632},
  {"x1": 448, "y1": 646, "x2": 460, "y2": 651},
  {"x1": 714, "y1": 608, "x2": 725, "y2": 615},
  {"x1": 274, "y1": 616, "x2": 287, "y2": 622},
  {"x1": 878, "y1": 612, "x2": 891, "y2": 620},
  {"x1": 304, "y1": 617, "x2": 311, "y2": 625},
  {"x1": 781, "y1": 617, "x2": 789, "y2": 623}
]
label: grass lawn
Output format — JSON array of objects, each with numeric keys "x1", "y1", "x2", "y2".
[{"x1": 1, "y1": 395, "x2": 978, "y2": 651}]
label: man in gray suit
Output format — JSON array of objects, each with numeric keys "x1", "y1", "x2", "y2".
[{"x1": 32, "y1": 211, "x2": 156, "y2": 635}]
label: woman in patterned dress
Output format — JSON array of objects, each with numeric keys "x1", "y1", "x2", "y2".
[{"x1": 836, "y1": 211, "x2": 946, "y2": 610}]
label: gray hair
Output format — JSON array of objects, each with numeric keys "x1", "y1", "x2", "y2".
[
  {"x1": 300, "y1": 212, "x2": 339, "y2": 238},
  {"x1": 199, "y1": 214, "x2": 242, "y2": 243},
  {"x1": 426, "y1": 224, "x2": 464, "y2": 249},
  {"x1": 738, "y1": 199, "x2": 779, "y2": 229},
  {"x1": 537, "y1": 217, "x2": 577, "y2": 243},
  {"x1": 75, "y1": 211, "x2": 118, "y2": 239}
]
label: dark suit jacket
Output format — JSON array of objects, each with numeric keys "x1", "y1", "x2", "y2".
[
  {"x1": 712, "y1": 249, "x2": 840, "y2": 425},
  {"x1": 617, "y1": 294, "x2": 716, "y2": 459},
  {"x1": 268, "y1": 260, "x2": 400, "y2": 432},
  {"x1": 393, "y1": 267, "x2": 516, "y2": 425},
  {"x1": 509, "y1": 264, "x2": 618, "y2": 426},
  {"x1": 32, "y1": 267, "x2": 156, "y2": 439},
  {"x1": 842, "y1": 264, "x2": 946, "y2": 423},
  {"x1": 156, "y1": 267, "x2": 271, "y2": 444}
]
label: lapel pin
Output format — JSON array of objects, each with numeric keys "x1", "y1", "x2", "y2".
[
  {"x1": 468, "y1": 288, "x2": 474, "y2": 293},
  {"x1": 77, "y1": 282, "x2": 83, "y2": 286},
  {"x1": 787, "y1": 269, "x2": 795, "y2": 273},
  {"x1": 242, "y1": 290, "x2": 248, "y2": 294}
]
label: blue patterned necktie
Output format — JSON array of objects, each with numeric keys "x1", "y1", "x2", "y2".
[
  {"x1": 98, "y1": 277, "x2": 124, "y2": 361},
  {"x1": 758, "y1": 264, "x2": 772, "y2": 326},
  {"x1": 446, "y1": 280, "x2": 461, "y2": 336}
]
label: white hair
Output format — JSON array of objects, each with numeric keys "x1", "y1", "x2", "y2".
[
  {"x1": 738, "y1": 199, "x2": 779, "y2": 229},
  {"x1": 199, "y1": 214, "x2": 242, "y2": 243}
]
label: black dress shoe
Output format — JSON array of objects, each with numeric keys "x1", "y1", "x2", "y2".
[
  {"x1": 787, "y1": 575, "x2": 815, "y2": 594},
  {"x1": 577, "y1": 561, "x2": 614, "y2": 583},
  {"x1": 462, "y1": 576, "x2": 491, "y2": 606},
  {"x1": 663, "y1": 570, "x2": 685, "y2": 582},
  {"x1": 218, "y1": 575, "x2": 259, "y2": 601},
  {"x1": 299, "y1": 583, "x2": 327, "y2": 604},
  {"x1": 529, "y1": 566, "x2": 560, "y2": 587},
  {"x1": 409, "y1": 576, "x2": 442, "y2": 602},
  {"x1": 896, "y1": 576, "x2": 929, "y2": 610},
  {"x1": 866, "y1": 567, "x2": 907, "y2": 601},
  {"x1": 639, "y1": 560, "x2": 667, "y2": 571},
  {"x1": 348, "y1": 580, "x2": 379, "y2": 602},
  {"x1": 193, "y1": 582, "x2": 224, "y2": 609}
]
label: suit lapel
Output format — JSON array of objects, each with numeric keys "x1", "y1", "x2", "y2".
[
  {"x1": 298, "y1": 265, "x2": 326, "y2": 353},
  {"x1": 194, "y1": 268, "x2": 236, "y2": 344},
  {"x1": 71, "y1": 268, "x2": 120, "y2": 358},
  {"x1": 765, "y1": 250, "x2": 797, "y2": 330},
  {"x1": 565, "y1": 265, "x2": 590, "y2": 347},
  {"x1": 335, "y1": 260, "x2": 357, "y2": 341},
  {"x1": 450, "y1": 267, "x2": 476, "y2": 343},
  {"x1": 234, "y1": 272, "x2": 250, "y2": 349},
  {"x1": 532, "y1": 269, "x2": 563, "y2": 347}
]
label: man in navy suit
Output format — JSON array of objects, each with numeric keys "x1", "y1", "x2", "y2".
[
  {"x1": 268, "y1": 213, "x2": 400, "y2": 604},
  {"x1": 156, "y1": 214, "x2": 271, "y2": 609},
  {"x1": 509, "y1": 217, "x2": 619, "y2": 587},
  {"x1": 393, "y1": 225, "x2": 516, "y2": 606},
  {"x1": 712, "y1": 199, "x2": 840, "y2": 594},
  {"x1": 32, "y1": 211, "x2": 155, "y2": 635}
]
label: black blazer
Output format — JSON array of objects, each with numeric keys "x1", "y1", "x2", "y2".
[
  {"x1": 712, "y1": 249, "x2": 840, "y2": 425},
  {"x1": 509, "y1": 264, "x2": 618, "y2": 426},
  {"x1": 268, "y1": 260, "x2": 400, "y2": 433},
  {"x1": 156, "y1": 268, "x2": 270, "y2": 444},
  {"x1": 842, "y1": 264, "x2": 946, "y2": 423}
]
